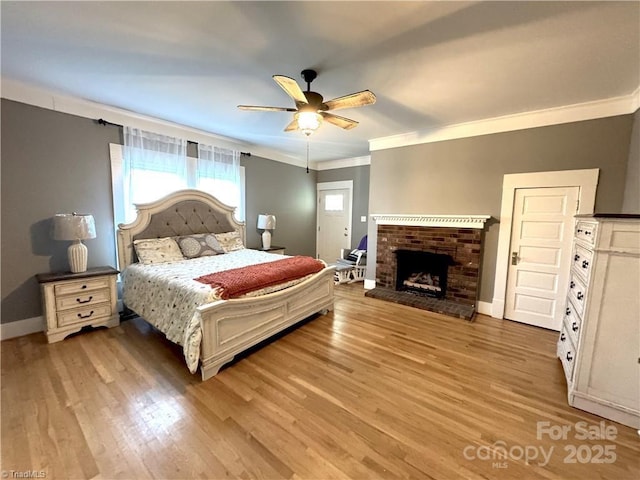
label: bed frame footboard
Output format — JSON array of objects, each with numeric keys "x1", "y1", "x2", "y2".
[{"x1": 197, "y1": 266, "x2": 335, "y2": 380}]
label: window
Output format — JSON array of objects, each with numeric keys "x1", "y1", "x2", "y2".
[
  {"x1": 110, "y1": 142, "x2": 245, "y2": 227},
  {"x1": 324, "y1": 193, "x2": 344, "y2": 211}
]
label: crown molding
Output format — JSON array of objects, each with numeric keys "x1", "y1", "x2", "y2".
[
  {"x1": 371, "y1": 213, "x2": 491, "y2": 229},
  {"x1": 314, "y1": 155, "x2": 371, "y2": 171},
  {"x1": 0, "y1": 77, "x2": 308, "y2": 169},
  {"x1": 369, "y1": 91, "x2": 640, "y2": 152}
]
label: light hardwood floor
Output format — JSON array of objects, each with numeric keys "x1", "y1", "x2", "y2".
[{"x1": 2, "y1": 284, "x2": 639, "y2": 479}]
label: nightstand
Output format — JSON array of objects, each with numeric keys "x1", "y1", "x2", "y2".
[
  {"x1": 36, "y1": 266, "x2": 119, "y2": 343},
  {"x1": 258, "y1": 245, "x2": 285, "y2": 255}
]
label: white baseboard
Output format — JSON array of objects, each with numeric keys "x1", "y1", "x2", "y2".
[
  {"x1": 364, "y1": 279, "x2": 376, "y2": 290},
  {"x1": 476, "y1": 301, "x2": 493, "y2": 316},
  {"x1": 1, "y1": 316, "x2": 44, "y2": 341}
]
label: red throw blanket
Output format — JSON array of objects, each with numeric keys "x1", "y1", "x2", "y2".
[{"x1": 195, "y1": 256, "x2": 325, "y2": 299}]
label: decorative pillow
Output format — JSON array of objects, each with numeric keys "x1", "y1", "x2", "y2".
[
  {"x1": 133, "y1": 237, "x2": 185, "y2": 265},
  {"x1": 214, "y1": 230, "x2": 245, "y2": 252},
  {"x1": 176, "y1": 233, "x2": 225, "y2": 259}
]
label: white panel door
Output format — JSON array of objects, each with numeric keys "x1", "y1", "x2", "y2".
[
  {"x1": 317, "y1": 188, "x2": 351, "y2": 262},
  {"x1": 504, "y1": 187, "x2": 579, "y2": 330}
]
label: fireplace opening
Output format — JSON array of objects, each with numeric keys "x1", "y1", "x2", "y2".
[{"x1": 394, "y1": 249, "x2": 455, "y2": 299}]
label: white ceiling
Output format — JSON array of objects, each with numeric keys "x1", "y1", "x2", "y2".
[{"x1": 2, "y1": 1, "x2": 639, "y2": 163}]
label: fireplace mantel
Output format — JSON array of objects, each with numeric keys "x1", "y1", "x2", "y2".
[{"x1": 371, "y1": 214, "x2": 490, "y2": 229}]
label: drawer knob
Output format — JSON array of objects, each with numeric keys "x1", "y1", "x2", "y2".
[
  {"x1": 81, "y1": 285, "x2": 88, "y2": 289},
  {"x1": 566, "y1": 352, "x2": 573, "y2": 362},
  {"x1": 572, "y1": 322, "x2": 579, "y2": 332},
  {"x1": 565, "y1": 307, "x2": 571, "y2": 315},
  {"x1": 574, "y1": 254, "x2": 580, "y2": 261},
  {"x1": 577, "y1": 229, "x2": 583, "y2": 233},
  {"x1": 77, "y1": 310, "x2": 94, "y2": 319},
  {"x1": 570, "y1": 281, "x2": 575, "y2": 289},
  {"x1": 586, "y1": 231, "x2": 592, "y2": 235},
  {"x1": 577, "y1": 292, "x2": 584, "y2": 300},
  {"x1": 582, "y1": 260, "x2": 589, "y2": 268},
  {"x1": 560, "y1": 333, "x2": 566, "y2": 341},
  {"x1": 76, "y1": 296, "x2": 93, "y2": 304}
]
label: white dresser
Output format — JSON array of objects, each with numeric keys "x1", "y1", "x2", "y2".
[{"x1": 557, "y1": 215, "x2": 640, "y2": 428}]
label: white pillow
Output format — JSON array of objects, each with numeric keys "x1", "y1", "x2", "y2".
[
  {"x1": 214, "y1": 231, "x2": 245, "y2": 253},
  {"x1": 133, "y1": 237, "x2": 185, "y2": 265}
]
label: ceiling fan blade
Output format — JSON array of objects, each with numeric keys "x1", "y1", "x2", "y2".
[
  {"x1": 273, "y1": 75, "x2": 308, "y2": 105},
  {"x1": 322, "y1": 90, "x2": 376, "y2": 111},
  {"x1": 238, "y1": 105, "x2": 296, "y2": 112},
  {"x1": 284, "y1": 117, "x2": 299, "y2": 132},
  {"x1": 321, "y1": 112, "x2": 359, "y2": 130}
]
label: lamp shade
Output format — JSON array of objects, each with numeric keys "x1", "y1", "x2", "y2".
[
  {"x1": 257, "y1": 214, "x2": 276, "y2": 230},
  {"x1": 52, "y1": 213, "x2": 96, "y2": 241}
]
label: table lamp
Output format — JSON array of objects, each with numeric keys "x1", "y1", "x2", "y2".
[
  {"x1": 257, "y1": 214, "x2": 276, "y2": 249},
  {"x1": 53, "y1": 213, "x2": 96, "y2": 273}
]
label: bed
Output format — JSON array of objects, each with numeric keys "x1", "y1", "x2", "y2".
[{"x1": 117, "y1": 189, "x2": 335, "y2": 380}]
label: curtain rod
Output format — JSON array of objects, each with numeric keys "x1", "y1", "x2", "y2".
[{"x1": 96, "y1": 118, "x2": 251, "y2": 156}]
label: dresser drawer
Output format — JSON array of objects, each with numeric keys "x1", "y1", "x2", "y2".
[
  {"x1": 55, "y1": 288, "x2": 111, "y2": 311},
  {"x1": 54, "y1": 276, "x2": 111, "y2": 296},
  {"x1": 575, "y1": 220, "x2": 597, "y2": 246},
  {"x1": 57, "y1": 303, "x2": 112, "y2": 327},
  {"x1": 567, "y1": 272, "x2": 588, "y2": 318},
  {"x1": 572, "y1": 242, "x2": 593, "y2": 283},
  {"x1": 558, "y1": 324, "x2": 577, "y2": 382},
  {"x1": 563, "y1": 299, "x2": 582, "y2": 347}
]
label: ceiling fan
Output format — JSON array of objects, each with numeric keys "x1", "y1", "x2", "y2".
[{"x1": 238, "y1": 69, "x2": 376, "y2": 136}]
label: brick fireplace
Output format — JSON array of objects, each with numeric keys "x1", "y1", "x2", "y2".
[{"x1": 366, "y1": 214, "x2": 490, "y2": 319}]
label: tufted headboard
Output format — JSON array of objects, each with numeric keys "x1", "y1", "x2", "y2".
[{"x1": 117, "y1": 189, "x2": 245, "y2": 269}]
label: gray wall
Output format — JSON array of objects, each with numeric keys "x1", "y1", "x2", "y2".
[
  {"x1": 317, "y1": 165, "x2": 370, "y2": 250},
  {"x1": 622, "y1": 109, "x2": 640, "y2": 213},
  {"x1": 368, "y1": 114, "x2": 635, "y2": 304},
  {"x1": 1, "y1": 99, "x2": 317, "y2": 324},
  {"x1": 242, "y1": 155, "x2": 317, "y2": 257}
]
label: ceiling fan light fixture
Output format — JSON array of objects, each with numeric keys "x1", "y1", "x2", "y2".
[{"x1": 296, "y1": 111, "x2": 322, "y2": 136}]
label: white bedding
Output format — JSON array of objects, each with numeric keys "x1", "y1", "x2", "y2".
[{"x1": 122, "y1": 249, "x2": 311, "y2": 373}]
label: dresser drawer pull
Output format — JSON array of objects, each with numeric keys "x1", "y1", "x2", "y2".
[
  {"x1": 577, "y1": 292, "x2": 584, "y2": 300},
  {"x1": 566, "y1": 352, "x2": 573, "y2": 362},
  {"x1": 585, "y1": 231, "x2": 592, "y2": 236},
  {"x1": 77, "y1": 310, "x2": 94, "y2": 319},
  {"x1": 76, "y1": 296, "x2": 93, "y2": 304},
  {"x1": 577, "y1": 229, "x2": 583, "y2": 233},
  {"x1": 566, "y1": 307, "x2": 571, "y2": 315},
  {"x1": 560, "y1": 333, "x2": 566, "y2": 341},
  {"x1": 572, "y1": 322, "x2": 579, "y2": 332},
  {"x1": 570, "y1": 281, "x2": 575, "y2": 289},
  {"x1": 81, "y1": 285, "x2": 88, "y2": 289},
  {"x1": 574, "y1": 254, "x2": 580, "y2": 261},
  {"x1": 582, "y1": 260, "x2": 589, "y2": 269}
]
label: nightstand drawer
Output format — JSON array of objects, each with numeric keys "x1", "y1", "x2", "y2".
[
  {"x1": 55, "y1": 288, "x2": 111, "y2": 311},
  {"x1": 54, "y1": 277, "x2": 111, "y2": 296},
  {"x1": 57, "y1": 303, "x2": 112, "y2": 327}
]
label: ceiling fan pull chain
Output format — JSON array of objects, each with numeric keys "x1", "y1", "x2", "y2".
[{"x1": 306, "y1": 139, "x2": 310, "y2": 174}]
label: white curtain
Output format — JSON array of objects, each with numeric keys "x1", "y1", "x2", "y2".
[
  {"x1": 197, "y1": 143, "x2": 241, "y2": 212},
  {"x1": 122, "y1": 127, "x2": 188, "y2": 223}
]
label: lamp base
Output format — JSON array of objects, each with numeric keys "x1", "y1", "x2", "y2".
[
  {"x1": 261, "y1": 231, "x2": 272, "y2": 250},
  {"x1": 68, "y1": 240, "x2": 88, "y2": 273}
]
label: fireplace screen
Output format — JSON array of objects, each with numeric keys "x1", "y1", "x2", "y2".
[{"x1": 394, "y1": 249, "x2": 455, "y2": 299}]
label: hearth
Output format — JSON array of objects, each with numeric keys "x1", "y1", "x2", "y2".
[{"x1": 395, "y1": 249, "x2": 455, "y2": 299}]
